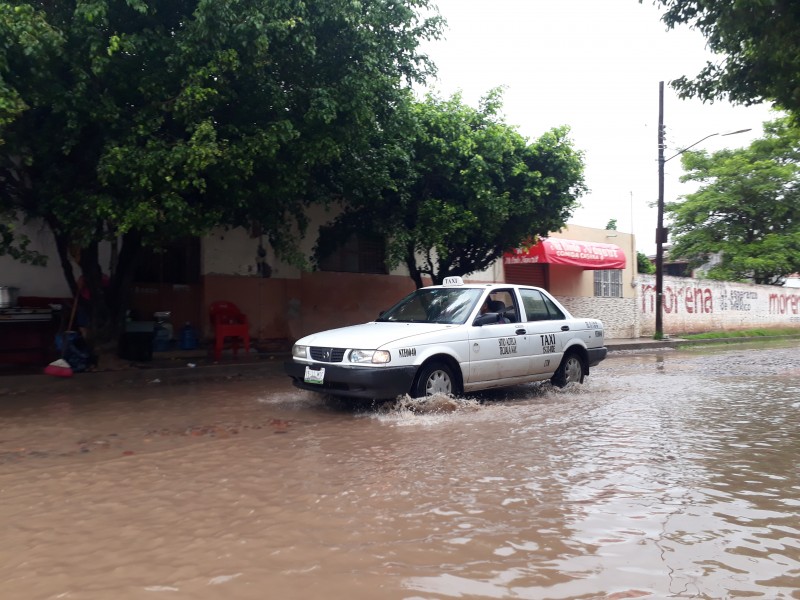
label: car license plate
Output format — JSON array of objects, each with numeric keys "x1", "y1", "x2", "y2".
[{"x1": 304, "y1": 366, "x2": 325, "y2": 385}]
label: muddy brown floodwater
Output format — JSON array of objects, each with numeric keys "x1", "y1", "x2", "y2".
[{"x1": 0, "y1": 341, "x2": 799, "y2": 600}]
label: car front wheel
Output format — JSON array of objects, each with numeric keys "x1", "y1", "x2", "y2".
[
  {"x1": 551, "y1": 351, "x2": 585, "y2": 387},
  {"x1": 412, "y1": 362, "x2": 456, "y2": 398}
]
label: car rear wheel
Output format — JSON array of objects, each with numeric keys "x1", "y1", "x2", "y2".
[
  {"x1": 551, "y1": 352, "x2": 585, "y2": 387},
  {"x1": 412, "y1": 362, "x2": 455, "y2": 398}
]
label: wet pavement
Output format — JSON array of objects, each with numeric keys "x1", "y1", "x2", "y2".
[{"x1": 0, "y1": 338, "x2": 798, "y2": 599}]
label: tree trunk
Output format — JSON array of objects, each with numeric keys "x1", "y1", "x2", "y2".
[
  {"x1": 404, "y1": 251, "x2": 424, "y2": 289},
  {"x1": 77, "y1": 241, "x2": 110, "y2": 345},
  {"x1": 51, "y1": 228, "x2": 78, "y2": 297},
  {"x1": 52, "y1": 228, "x2": 144, "y2": 346},
  {"x1": 403, "y1": 238, "x2": 425, "y2": 289},
  {"x1": 110, "y1": 231, "x2": 143, "y2": 335}
]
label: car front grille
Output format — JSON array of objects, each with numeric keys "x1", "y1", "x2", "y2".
[{"x1": 309, "y1": 347, "x2": 346, "y2": 363}]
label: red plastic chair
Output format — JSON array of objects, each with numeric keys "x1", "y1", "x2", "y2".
[{"x1": 209, "y1": 301, "x2": 251, "y2": 361}]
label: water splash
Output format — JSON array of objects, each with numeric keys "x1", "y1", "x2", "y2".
[{"x1": 379, "y1": 393, "x2": 482, "y2": 415}]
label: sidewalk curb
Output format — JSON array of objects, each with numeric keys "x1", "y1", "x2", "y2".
[
  {"x1": 2, "y1": 336, "x2": 798, "y2": 396},
  {"x1": 606, "y1": 339, "x2": 685, "y2": 352},
  {"x1": 606, "y1": 334, "x2": 800, "y2": 353}
]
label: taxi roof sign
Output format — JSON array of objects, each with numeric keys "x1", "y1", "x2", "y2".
[{"x1": 442, "y1": 276, "x2": 464, "y2": 286}]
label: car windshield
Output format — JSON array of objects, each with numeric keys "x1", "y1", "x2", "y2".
[{"x1": 376, "y1": 287, "x2": 483, "y2": 324}]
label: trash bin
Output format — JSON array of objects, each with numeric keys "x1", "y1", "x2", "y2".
[
  {"x1": 118, "y1": 321, "x2": 155, "y2": 361},
  {"x1": 153, "y1": 311, "x2": 173, "y2": 352}
]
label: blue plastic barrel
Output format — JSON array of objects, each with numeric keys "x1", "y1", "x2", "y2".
[{"x1": 179, "y1": 322, "x2": 199, "y2": 350}]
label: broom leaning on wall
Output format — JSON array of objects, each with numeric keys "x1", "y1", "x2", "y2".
[{"x1": 44, "y1": 283, "x2": 81, "y2": 378}]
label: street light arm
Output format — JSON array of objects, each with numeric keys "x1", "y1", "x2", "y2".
[
  {"x1": 664, "y1": 128, "x2": 752, "y2": 163},
  {"x1": 664, "y1": 133, "x2": 719, "y2": 162}
]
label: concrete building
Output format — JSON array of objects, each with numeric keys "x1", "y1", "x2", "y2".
[{"x1": 1, "y1": 212, "x2": 636, "y2": 364}]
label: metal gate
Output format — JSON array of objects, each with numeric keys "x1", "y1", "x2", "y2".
[{"x1": 503, "y1": 263, "x2": 548, "y2": 288}]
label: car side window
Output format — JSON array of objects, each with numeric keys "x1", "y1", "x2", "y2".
[
  {"x1": 520, "y1": 288, "x2": 563, "y2": 321},
  {"x1": 542, "y1": 294, "x2": 565, "y2": 320},
  {"x1": 478, "y1": 290, "x2": 519, "y2": 324},
  {"x1": 490, "y1": 290, "x2": 519, "y2": 323}
]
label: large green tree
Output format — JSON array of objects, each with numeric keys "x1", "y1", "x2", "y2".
[
  {"x1": 648, "y1": 0, "x2": 800, "y2": 117},
  {"x1": 316, "y1": 90, "x2": 586, "y2": 287},
  {"x1": 666, "y1": 118, "x2": 800, "y2": 285},
  {"x1": 0, "y1": 0, "x2": 441, "y2": 339}
]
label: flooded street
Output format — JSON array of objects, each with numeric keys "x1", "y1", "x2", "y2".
[{"x1": 1, "y1": 342, "x2": 799, "y2": 600}]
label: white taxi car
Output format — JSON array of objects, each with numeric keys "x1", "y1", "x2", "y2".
[{"x1": 284, "y1": 277, "x2": 607, "y2": 400}]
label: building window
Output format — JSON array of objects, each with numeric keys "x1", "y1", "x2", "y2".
[
  {"x1": 317, "y1": 233, "x2": 387, "y2": 274},
  {"x1": 594, "y1": 269, "x2": 622, "y2": 297}
]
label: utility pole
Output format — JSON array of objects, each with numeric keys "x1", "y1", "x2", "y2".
[
  {"x1": 655, "y1": 81, "x2": 666, "y2": 339},
  {"x1": 652, "y1": 82, "x2": 749, "y2": 340}
]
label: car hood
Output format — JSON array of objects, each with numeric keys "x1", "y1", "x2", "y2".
[{"x1": 296, "y1": 322, "x2": 454, "y2": 349}]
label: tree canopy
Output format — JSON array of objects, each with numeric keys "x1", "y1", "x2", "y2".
[
  {"x1": 637, "y1": 251, "x2": 655, "y2": 275},
  {"x1": 666, "y1": 118, "x2": 800, "y2": 285},
  {"x1": 0, "y1": 0, "x2": 442, "y2": 336},
  {"x1": 648, "y1": 0, "x2": 800, "y2": 118},
  {"x1": 316, "y1": 90, "x2": 586, "y2": 287}
]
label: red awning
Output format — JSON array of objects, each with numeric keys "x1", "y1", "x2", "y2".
[{"x1": 503, "y1": 238, "x2": 626, "y2": 270}]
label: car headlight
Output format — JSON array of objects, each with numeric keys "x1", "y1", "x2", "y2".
[
  {"x1": 349, "y1": 349, "x2": 391, "y2": 364},
  {"x1": 292, "y1": 344, "x2": 309, "y2": 359}
]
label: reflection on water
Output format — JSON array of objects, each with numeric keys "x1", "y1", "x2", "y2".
[{"x1": 0, "y1": 343, "x2": 799, "y2": 599}]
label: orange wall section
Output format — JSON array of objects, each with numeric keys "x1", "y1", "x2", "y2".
[{"x1": 201, "y1": 272, "x2": 417, "y2": 344}]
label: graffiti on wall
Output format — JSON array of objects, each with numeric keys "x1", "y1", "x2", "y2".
[
  {"x1": 640, "y1": 281, "x2": 800, "y2": 316},
  {"x1": 640, "y1": 283, "x2": 715, "y2": 314},
  {"x1": 720, "y1": 290, "x2": 757, "y2": 312},
  {"x1": 770, "y1": 292, "x2": 800, "y2": 315}
]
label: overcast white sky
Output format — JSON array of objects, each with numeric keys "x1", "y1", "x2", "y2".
[{"x1": 418, "y1": 0, "x2": 780, "y2": 255}]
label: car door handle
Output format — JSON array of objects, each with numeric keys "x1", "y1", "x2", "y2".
[
  {"x1": 516, "y1": 328, "x2": 527, "y2": 335},
  {"x1": 561, "y1": 325, "x2": 570, "y2": 331}
]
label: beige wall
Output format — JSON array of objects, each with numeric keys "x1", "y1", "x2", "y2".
[
  {"x1": 546, "y1": 264, "x2": 588, "y2": 296},
  {"x1": 206, "y1": 206, "x2": 592, "y2": 286},
  {"x1": 1, "y1": 216, "x2": 70, "y2": 297},
  {"x1": 547, "y1": 224, "x2": 637, "y2": 299},
  {"x1": 202, "y1": 203, "x2": 416, "y2": 281},
  {"x1": 0, "y1": 216, "x2": 113, "y2": 298}
]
